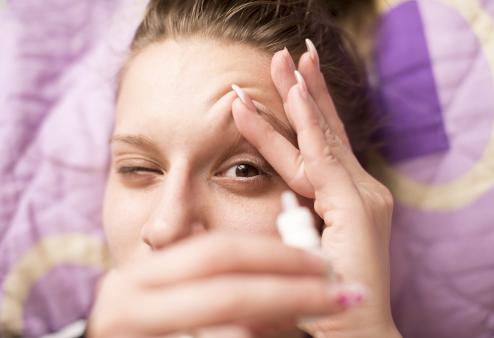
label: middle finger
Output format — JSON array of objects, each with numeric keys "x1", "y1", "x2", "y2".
[{"x1": 271, "y1": 48, "x2": 326, "y2": 130}]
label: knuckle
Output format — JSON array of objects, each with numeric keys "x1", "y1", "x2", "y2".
[
  {"x1": 214, "y1": 284, "x2": 245, "y2": 316},
  {"x1": 322, "y1": 208, "x2": 347, "y2": 228},
  {"x1": 321, "y1": 144, "x2": 338, "y2": 164},
  {"x1": 362, "y1": 181, "x2": 394, "y2": 211},
  {"x1": 382, "y1": 188, "x2": 394, "y2": 209},
  {"x1": 324, "y1": 127, "x2": 342, "y2": 148},
  {"x1": 318, "y1": 115, "x2": 329, "y2": 130},
  {"x1": 287, "y1": 155, "x2": 306, "y2": 187},
  {"x1": 376, "y1": 185, "x2": 394, "y2": 210}
]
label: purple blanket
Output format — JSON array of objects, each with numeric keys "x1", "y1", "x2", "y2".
[
  {"x1": 374, "y1": 1, "x2": 494, "y2": 337},
  {"x1": 0, "y1": 0, "x2": 145, "y2": 335},
  {"x1": 1, "y1": 0, "x2": 493, "y2": 337}
]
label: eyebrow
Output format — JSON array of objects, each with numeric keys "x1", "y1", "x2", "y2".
[
  {"x1": 110, "y1": 106, "x2": 297, "y2": 155},
  {"x1": 110, "y1": 134, "x2": 161, "y2": 155},
  {"x1": 208, "y1": 88, "x2": 296, "y2": 146},
  {"x1": 254, "y1": 105, "x2": 297, "y2": 147}
]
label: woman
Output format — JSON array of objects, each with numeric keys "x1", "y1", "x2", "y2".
[{"x1": 87, "y1": 1, "x2": 401, "y2": 337}]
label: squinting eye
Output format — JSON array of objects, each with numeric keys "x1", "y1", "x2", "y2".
[
  {"x1": 223, "y1": 163, "x2": 263, "y2": 178},
  {"x1": 117, "y1": 166, "x2": 163, "y2": 175}
]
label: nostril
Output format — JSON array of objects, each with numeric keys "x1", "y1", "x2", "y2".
[
  {"x1": 141, "y1": 218, "x2": 197, "y2": 250},
  {"x1": 141, "y1": 218, "x2": 169, "y2": 249},
  {"x1": 140, "y1": 223, "x2": 151, "y2": 247}
]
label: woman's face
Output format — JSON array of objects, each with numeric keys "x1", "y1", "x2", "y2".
[{"x1": 104, "y1": 38, "x2": 315, "y2": 265}]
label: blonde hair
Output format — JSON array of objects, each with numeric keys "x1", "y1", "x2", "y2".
[{"x1": 126, "y1": 0, "x2": 376, "y2": 161}]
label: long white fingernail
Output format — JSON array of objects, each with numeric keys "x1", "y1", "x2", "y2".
[
  {"x1": 283, "y1": 47, "x2": 296, "y2": 71},
  {"x1": 305, "y1": 38, "x2": 320, "y2": 68},
  {"x1": 231, "y1": 84, "x2": 257, "y2": 111},
  {"x1": 294, "y1": 71, "x2": 308, "y2": 98}
]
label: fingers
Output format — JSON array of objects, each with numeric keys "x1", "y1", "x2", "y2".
[
  {"x1": 126, "y1": 232, "x2": 328, "y2": 287},
  {"x1": 296, "y1": 56, "x2": 385, "y2": 190},
  {"x1": 270, "y1": 48, "x2": 297, "y2": 128},
  {"x1": 270, "y1": 48, "x2": 297, "y2": 100},
  {"x1": 231, "y1": 97, "x2": 314, "y2": 198},
  {"x1": 155, "y1": 325, "x2": 254, "y2": 338},
  {"x1": 128, "y1": 275, "x2": 367, "y2": 335},
  {"x1": 271, "y1": 43, "x2": 349, "y2": 148},
  {"x1": 285, "y1": 77, "x2": 359, "y2": 205},
  {"x1": 231, "y1": 83, "x2": 363, "y2": 202},
  {"x1": 297, "y1": 43, "x2": 351, "y2": 148},
  {"x1": 234, "y1": 46, "x2": 381, "y2": 226},
  {"x1": 286, "y1": 46, "x2": 375, "y2": 183},
  {"x1": 270, "y1": 46, "x2": 365, "y2": 182},
  {"x1": 193, "y1": 325, "x2": 254, "y2": 338}
]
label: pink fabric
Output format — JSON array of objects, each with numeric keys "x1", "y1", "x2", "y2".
[
  {"x1": 0, "y1": 0, "x2": 145, "y2": 335},
  {"x1": 1, "y1": 0, "x2": 493, "y2": 337}
]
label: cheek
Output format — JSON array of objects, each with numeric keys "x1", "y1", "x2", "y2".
[
  {"x1": 102, "y1": 177, "x2": 154, "y2": 264},
  {"x1": 208, "y1": 189, "x2": 283, "y2": 237}
]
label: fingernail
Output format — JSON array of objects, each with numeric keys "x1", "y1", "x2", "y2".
[
  {"x1": 231, "y1": 84, "x2": 257, "y2": 111},
  {"x1": 305, "y1": 38, "x2": 320, "y2": 68},
  {"x1": 294, "y1": 70, "x2": 308, "y2": 99},
  {"x1": 283, "y1": 47, "x2": 296, "y2": 71},
  {"x1": 329, "y1": 282, "x2": 368, "y2": 309}
]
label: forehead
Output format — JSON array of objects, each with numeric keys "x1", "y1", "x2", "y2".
[{"x1": 117, "y1": 38, "x2": 283, "y2": 123}]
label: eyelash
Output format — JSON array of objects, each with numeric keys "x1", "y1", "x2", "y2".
[
  {"x1": 116, "y1": 161, "x2": 272, "y2": 180},
  {"x1": 219, "y1": 161, "x2": 270, "y2": 180},
  {"x1": 117, "y1": 166, "x2": 162, "y2": 175}
]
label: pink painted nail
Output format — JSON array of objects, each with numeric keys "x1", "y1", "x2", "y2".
[
  {"x1": 283, "y1": 47, "x2": 296, "y2": 71},
  {"x1": 294, "y1": 70, "x2": 308, "y2": 98},
  {"x1": 330, "y1": 282, "x2": 369, "y2": 309},
  {"x1": 305, "y1": 38, "x2": 320, "y2": 68},
  {"x1": 337, "y1": 294, "x2": 350, "y2": 308},
  {"x1": 231, "y1": 84, "x2": 257, "y2": 111}
]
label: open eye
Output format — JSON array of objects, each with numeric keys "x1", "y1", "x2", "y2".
[{"x1": 222, "y1": 163, "x2": 263, "y2": 178}]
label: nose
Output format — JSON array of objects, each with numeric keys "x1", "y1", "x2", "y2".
[{"x1": 141, "y1": 165, "x2": 205, "y2": 250}]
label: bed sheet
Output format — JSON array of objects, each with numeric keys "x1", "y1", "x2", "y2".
[
  {"x1": 373, "y1": 1, "x2": 494, "y2": 337},
  {"x1": 0, "y1": 0, "x2": 493, "y2": 337},
  {"x1": 0, "y1": 0, "x2": 145, "y2": 336}
]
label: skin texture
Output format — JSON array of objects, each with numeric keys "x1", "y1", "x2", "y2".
[
  {"x1": 105, "y1": 38, "x2": 315, "y2": 264},
  {"x1": 90, "y1": 37, "x2": 403, "y2": 338}
]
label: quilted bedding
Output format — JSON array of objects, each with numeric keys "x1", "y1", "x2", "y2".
[
  {"x1": 0, "y1": 0, "x2": 145, "y2": 336},
  {"x1": 372, "y1": 1, "x2": 494, "y2": 337},
  {"x1": 0, "y1": 0, "x2": 493, "y2": 337}
]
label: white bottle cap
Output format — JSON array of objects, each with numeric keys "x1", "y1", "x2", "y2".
[{"x1": 276, "y1": 191, "x2": 321, "y2": 250}]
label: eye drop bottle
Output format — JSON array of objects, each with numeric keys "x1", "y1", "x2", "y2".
[
  {"x1": 276, "y1": 190, "x2": 336, "y2": 281},
  {"x1": 276, "y1": 190, "x2": 368, "y2": 331}
]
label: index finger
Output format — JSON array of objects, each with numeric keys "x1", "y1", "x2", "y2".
[
  {"x1": 231, "y1": 95, "x2": 315, "y2": 198},
  {"x1": 125, "y1": 232, "x2": 329, "y2": 287}
]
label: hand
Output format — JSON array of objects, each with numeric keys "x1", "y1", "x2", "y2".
[
  {"x1": 231, "y1": 43, "x2": 401, "y2": 338},
  {"x1": 86, "y1": 232, "x2": 366, "y2": 338}
]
